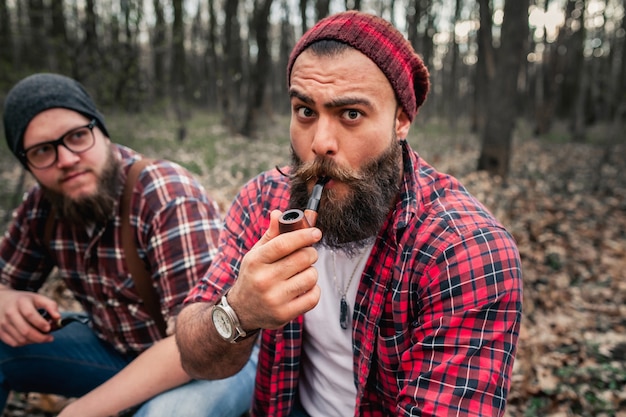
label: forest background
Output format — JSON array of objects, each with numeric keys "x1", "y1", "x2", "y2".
[{"x1": 0, "y1": 0, "x2": 625, "y2": 416}]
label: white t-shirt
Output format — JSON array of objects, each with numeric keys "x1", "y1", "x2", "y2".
[{"x1": 299, "y1": 242, "x2": 374, "y2": 416}]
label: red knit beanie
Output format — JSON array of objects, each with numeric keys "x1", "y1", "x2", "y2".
[{"x1": 287, "y1": 11, "x2": 430, "y2": 121}]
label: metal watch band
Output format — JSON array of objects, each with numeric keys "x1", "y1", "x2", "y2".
[{"x1": 218, "y1": 292, "x2": 260, "y2": 343}]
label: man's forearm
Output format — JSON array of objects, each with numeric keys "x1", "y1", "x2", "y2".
[
  {"x1": 175, "y1": 302, "x2": 256, "y2": 380},
  {"x1": 58, "y1": 336, "x2": 190, "y2": 417}
]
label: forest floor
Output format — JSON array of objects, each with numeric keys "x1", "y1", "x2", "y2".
[{"x1": 1, "y1": 115, "x2": 625, "y2": 417}]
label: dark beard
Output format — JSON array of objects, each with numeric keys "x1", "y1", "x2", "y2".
[
  {"x1": 289, "y1": 139, "x2": 402, "y2": 254},
  {"x1": 44, "y1": 148, "x2": 122, "y2": 229}
]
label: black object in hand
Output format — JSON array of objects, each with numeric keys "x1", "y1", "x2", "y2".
[{"x1": 38, "y1": 309, "x2": 90, "y2": 332}]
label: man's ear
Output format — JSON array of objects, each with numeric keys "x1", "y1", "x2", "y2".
[{"x1": 395, "y1": 108, "x2": 411, "y2": 139}]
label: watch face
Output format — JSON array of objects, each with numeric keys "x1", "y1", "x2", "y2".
[{"x1": 212, "y1": 307, "x2": 234, "y2": 339}]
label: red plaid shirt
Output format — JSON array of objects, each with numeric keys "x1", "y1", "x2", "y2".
[
  {"x1": 186, "y1": 141, "x2": 522, "y2": 416},
  {"x1": 0, "y1": 145, "x2": 221, "y2": 355}
]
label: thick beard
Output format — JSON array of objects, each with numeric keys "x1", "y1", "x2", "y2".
[
  {"x1": 289, "y1": 139, "x2": 403, "y2": 255},
  {"x1": 44, "y1": 147, "x2": 122, "y2": 229}
]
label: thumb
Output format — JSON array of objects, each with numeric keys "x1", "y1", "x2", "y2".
[{"x1": 252, "y1": 210, "x2": 283, "y2": 249}]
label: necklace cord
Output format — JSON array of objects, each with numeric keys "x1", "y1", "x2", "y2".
[{"x1": 331, "y1": 250, "x2": 368, "y2": 329}]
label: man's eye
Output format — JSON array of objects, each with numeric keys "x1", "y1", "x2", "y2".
[
  {"x1": 297, "y1": 107, "x2": 314, "y2": 118},
  {"x1": 31, "y1": 144, "x2": 54, "y2": 157},
  {"x1": 65, "y1": 128, "x2": 89, "y2": 145},
  {"x1": 343, "y1": 109, "x2": 361, "y2": 120}
]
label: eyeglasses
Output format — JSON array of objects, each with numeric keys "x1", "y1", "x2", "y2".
[
  {"x1": 21, "y1": 119, "x2": 97, "y2": 169},
  {"x1": 38, "y1": 309, "x2": 91, "y2": 332}
]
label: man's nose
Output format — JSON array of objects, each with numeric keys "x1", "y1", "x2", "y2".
[
  {"x1": 310, "y1": 117, "x2": 338, "y2": 157},
  {"x1": 55, "y1": 143, "x2": 80, "y2": 167}
]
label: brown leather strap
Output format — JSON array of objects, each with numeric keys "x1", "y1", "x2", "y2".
[{"x1": 121, "y1": 158, "x2": 167, "y2": 337}]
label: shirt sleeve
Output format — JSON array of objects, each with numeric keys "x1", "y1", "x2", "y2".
[
  {"x1": 133, "y1": 161, "x2": 222, "y2": 319},
  {"x1": 399, "y1": 226, "x2": 522, "y2": 417},
  {"x1": 0, "y1": 187, "x2": 54, "y2": 291},
  {"x1": 185, "y1": 169, "x2": 290, "y2": 304}
]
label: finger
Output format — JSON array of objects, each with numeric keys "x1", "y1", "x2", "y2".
[
  {"x1": 23, "y1": 296, "x2": 58, "y2": 333},
  {"x1": 0, "y1": 312, "x2": 52, "y2": 346},
  {"x1": 258, "y1": 226, "x2": 322, "y2": 265},
  {"x1": 265, "y1": 272, "x2": 321, "y2": 328}
]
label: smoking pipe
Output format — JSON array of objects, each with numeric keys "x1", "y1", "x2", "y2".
[{"x1": 279, "y1": 177, "x2": 329, "y2": 234}]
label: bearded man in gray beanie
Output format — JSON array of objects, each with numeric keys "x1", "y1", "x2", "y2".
[
  {"x1": 0, "y1": 73, "x2": 258, "y2": 417},
  {"x1": 175, "y1": 11, "x2": 522, "y2": 417}
]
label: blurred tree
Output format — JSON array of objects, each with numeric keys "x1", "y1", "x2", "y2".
[
  {"x1": 477, "y1": 0, "x2": 530, "y2": 179},
  {"x1": 275, "y1": 0, "x2": 295, "y2": 112},
  {"x1": 345, "y1": 0, "x2": 362, "y2": 9},
  {"x1": 446, "y1": 0, "x2": 463, "y2": 131},
  {"x1": 241, "y1": 0, "x2": 275, "y2": 137},
  {"x1": 112, "y1": 0, "x2": 143, "y2": 109},
  {"x1": 300, "y1": 0, "x2": 309, "y2": 33},
  {"x1": 472, "y1": 0, "x2": 494, "y2": 133},
  {"x1": 567, "y1": 0, "x2": 588, "y2": 141},
  {"x1": 315, "y1": 0, "x2": 330, "y2": 20},
  {"x1": 25, "y1": 0, "x2": 46, "y2": 70},
  {"x1": 0, "y1": 0, "x2": 12, "y2": 87},
  {"x1": 83, "y1": 0, "x2": 100, "y2": 80},
  {"x1": 49, "y1": 0, "x2": 70, "y2": 75},
  {"x1": 205, "y1": 0, "x2": 220, "y2": 111},
  {"x1": 221, "y1": 0, "x2": 243, "y2": 130},
  {"x1": 152, "y1": 0, "x2": 167, "y2": 99},
  {"x1": 615, "y1": 0, "x2": 626, "y2": 137},
  {"x1": 171, "y1": 0, "x2": 189, "y2": 141}
]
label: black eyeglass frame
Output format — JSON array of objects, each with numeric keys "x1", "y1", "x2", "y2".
[{"x1": 20, "y1": 119, "x2": 98, "y2": 169}]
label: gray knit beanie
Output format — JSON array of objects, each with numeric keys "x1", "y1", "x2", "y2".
[{"x1": 3, "y1": 73, "x2": 109, "y2": 166}]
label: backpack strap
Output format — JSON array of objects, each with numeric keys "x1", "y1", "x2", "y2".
[{"x1": 121, "y1": 158, "x2": 167, "y2": 337}]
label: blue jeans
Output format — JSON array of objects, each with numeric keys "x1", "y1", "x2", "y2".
[{"x1": 0, "y1": 320, "x2": 258, "y2": 417}]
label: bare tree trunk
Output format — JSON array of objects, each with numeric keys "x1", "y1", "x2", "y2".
[
  {"x1": 406, "y1": 0, "x2": 420, "y2": 49},
  {"x1": 49, "y1": 0, "x2": 70, "y2": 74},
  {"x1": 276, "y1": 0, "x2": 294, "y2": 113},
  {"x1": 152, "y1": 0, "x2": 167, "y2": 99},
  {"x1": 315, "y1": 0, "x2": 330, "y2": 21},
  {"x1": 473, "y1": 0, "x2": 495, "y2": 133},
  {"x1": 205, "y1": 0, "x2": 219, "y2": 111},
  {"x1": 171, "y1": 0, "x2": 188, "y2": 141},
  {"x1": 0, "y1": 0, "x2": 13, "y2": 85},
  {"x1": 83, "y1": 0, "x2": 100, "y2": 80},
  {"x1": 25, "y1": 0, "x2": 47, "y2": 70},
  {"x1": 568, "y1": 0, "x2": 587, "y2": 141},
  {"x1": 477, "y1": 0, "x2": 529, "y2": 179},
  {"x1": 222, "y1": 0, "x2": 242, "y2": 130},
  {"x1": 300, "y1": 0, "x2": 309, "y2": 34},
  {"x1": 447, "y1": 0, "x2": 462, "y2": 131},
  {"x1": 241, "y1": 0, "x2": 275, "y2": 137},
  {"x1": 610, "y1": 0, "x2": 626, "y2": 140}
]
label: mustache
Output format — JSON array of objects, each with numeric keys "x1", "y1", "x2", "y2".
[{"x1": 291, "y1": 157, "x2": 365, "y2": 184}]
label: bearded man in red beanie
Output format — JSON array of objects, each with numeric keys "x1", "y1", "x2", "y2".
[{"x1": 176, "y1": 10, "x2": 522, "y2": 417}]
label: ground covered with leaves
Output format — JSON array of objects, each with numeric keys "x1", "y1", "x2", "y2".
[{"x1": 1, "y1": 117, "x2": 625, "y2": 416}]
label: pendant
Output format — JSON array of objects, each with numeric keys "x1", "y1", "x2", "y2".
[{"x1": 340, "y1": 296, "x2": 349, "y2": 329}]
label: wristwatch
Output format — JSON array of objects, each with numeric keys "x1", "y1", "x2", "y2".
[{"x1": 211, "y1": 292, "x2": 259, "y2": 343}]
